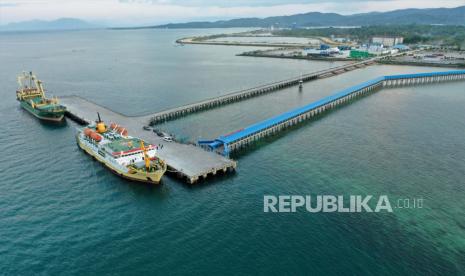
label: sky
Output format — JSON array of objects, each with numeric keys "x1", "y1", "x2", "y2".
[{"x1": 0, "y1": 0, "x2": 463, "y2": 26}]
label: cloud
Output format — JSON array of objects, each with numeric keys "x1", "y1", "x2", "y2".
[
  {"x1": 0, "y1": 2, "x2": 19, "y2": 7},
  {"x1": 1, "y1": 0, "x2": 464, "y2": 26}
]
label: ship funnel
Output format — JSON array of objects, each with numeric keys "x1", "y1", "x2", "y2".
[{"x1": 96, "y1": 112, "x2": 106, "y2": 133}]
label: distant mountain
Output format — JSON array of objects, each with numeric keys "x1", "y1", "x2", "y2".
[
  {"x1": 153, "y1": 6, "x2": 465, "y2": 29},
  {"x1": 0, "y1": 18, "x2": 100, "y2": 31}
]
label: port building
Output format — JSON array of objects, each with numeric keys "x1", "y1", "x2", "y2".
[{"x1": 372, "y1": 36, "x2": 404, "y2": 47}]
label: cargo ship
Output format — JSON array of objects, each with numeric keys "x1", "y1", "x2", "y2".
[
  {"x1": 76, "y1": 114, "x2": 167, "y2": 184},
  {"x1": 16, "y1": 72, "x2": 66, "y2": 122}
]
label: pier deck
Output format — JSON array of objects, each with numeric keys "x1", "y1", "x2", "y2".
[
  {"x1": 61, "y1": 96, "x2": 236, "y2": 184},
  {"x1": 144, "y1": 59, "x2": 377, "y2": 125},
  {"x1": 143, "y1": 51, "x2": 417, "y2": 125}
]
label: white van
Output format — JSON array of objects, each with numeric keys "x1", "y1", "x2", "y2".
[{"x1": 163, "y1": 136, "x2": 173, "y2": 142}]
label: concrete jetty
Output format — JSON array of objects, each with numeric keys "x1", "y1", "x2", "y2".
[
  {"x1": 200, "y1": 70, "x2": 465, "y2": 155},
  {"x1": 146, "y1": 59, "x2": 376, "y2": 125},
  {"x1": 61, "y1": 96, "x2": 236, "y2": 184},
  {"x1": 176, "y1": 37, "x2": 322, "y2": 48}
]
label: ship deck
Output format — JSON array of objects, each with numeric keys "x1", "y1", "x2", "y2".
[{"x1": 61, "y1": 96, "x2": 236, "y2": 184}]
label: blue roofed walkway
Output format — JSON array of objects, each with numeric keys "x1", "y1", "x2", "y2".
[{"x1": 199, "y1": 70, "x2": 465, "y2": 156}]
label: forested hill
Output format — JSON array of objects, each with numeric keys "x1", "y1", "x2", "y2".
[{"x1": 152, "y1": 6, "x2": 465, "y2": 29}]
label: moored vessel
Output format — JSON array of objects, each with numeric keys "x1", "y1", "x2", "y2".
[
  {"x1": 16, "y1": 71, "x2": 66, "y2": 122},
  {"x1": 76, "y1": 113, "x2": 167, "y2": 184}
]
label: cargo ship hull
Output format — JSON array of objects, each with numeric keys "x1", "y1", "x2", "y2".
[
  {"x1": 20, "y1": 101, "x2": 65, "y2": 122},
  {"x1": 76, "y1": 135, "x2": 166, "y2": 184}
]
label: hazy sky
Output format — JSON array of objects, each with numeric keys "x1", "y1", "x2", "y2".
[{"x1": 0, "y1": 0, "x2": 463, "y2": 26}]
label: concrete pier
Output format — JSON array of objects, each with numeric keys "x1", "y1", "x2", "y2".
[
  {"x1": 176, "y1": 37, "x2": 323, "y2": 48},
  {"x1": 145, "y1": 59, "x2": 376, "y2": 125},
  {"x1": 200, "y1": 70, "x2": 465, "y2": 155},
  {"x1": 61, "y1": 96, "x2": 236, "y2": 184}
]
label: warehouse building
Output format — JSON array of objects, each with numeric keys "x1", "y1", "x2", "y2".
[{"x1": 372, "y1": 36, "x2": 404, "y2": 47}]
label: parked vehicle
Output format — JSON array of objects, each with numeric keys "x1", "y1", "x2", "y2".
[
  {"x1": 163, "y1": 136, "x2": 173, "y2": 142},
  {"x1": 153, "y1": 129, "x2": 163, "y2": 136}
]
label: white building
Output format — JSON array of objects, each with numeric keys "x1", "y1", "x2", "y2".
[
  {"x1": 372, "y1": 36, "x2": 404, "y2": 47},
  {"x1": 333, "y1": 37, "x2": 350, "y2": 43},
  {"x1": 358, "y1": 44, "x2": 391, "y2": 56},
  {"x1": 302, "y1": 47, "x2": 341, "y2": 57}
]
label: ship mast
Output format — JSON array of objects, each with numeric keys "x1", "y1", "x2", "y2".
[
  {"x1": 31, "y1": 72, "x2": 45, "y2": 97},
  {"x1": 17, "y1": 74, "x2": 23, "y2": 93}
]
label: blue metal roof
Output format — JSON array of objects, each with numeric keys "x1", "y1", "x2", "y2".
[
  {"x1": 384, "y1": 70, "x2": 465, "y2": 80},
  {"x1": 202, "y1": 70, "x2": 465, "y2": 149},
  {"x1": 393, "y1": 44, "x2": 409, "y2": 50}
]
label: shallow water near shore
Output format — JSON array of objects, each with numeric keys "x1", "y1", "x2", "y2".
[{"x1": 0, "y1": 29, "x2": 465, "y2": 275}]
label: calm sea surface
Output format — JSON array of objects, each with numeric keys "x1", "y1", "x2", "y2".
[{"x1": 0, "y1": 29, "x2": 464, "y2": 275}]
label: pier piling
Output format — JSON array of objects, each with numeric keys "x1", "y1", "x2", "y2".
[{"x1": 146, "y1": 59, "x2": 377, "y2": 125}]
